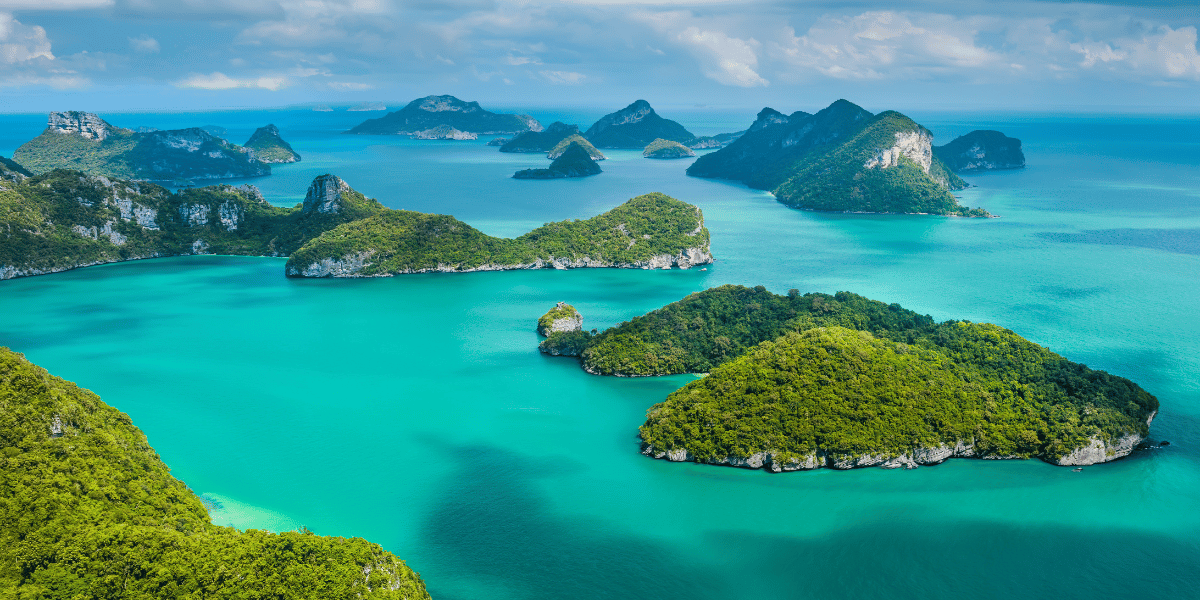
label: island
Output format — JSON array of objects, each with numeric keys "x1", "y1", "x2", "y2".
[
  {"x1": 539, "y1": 285, "x2": 1159, "y2": 470},
  {"x1": 583, "y1": 100, "x2": 695, "y2": 148},
  {"x1": 687, "y1": 100, "x2": 987, "y2": 216},
  {"x1": 0, "y1": 166, "x2": 384, "y2": 280},
  {"x1": 537, "y1": 302, "x2": 583, "y2": 336},
  {"x1": 0, "y1": 347, "x2": 431, "y2": 598},
  {"x1": 688, "y1": 130, "x2": 745, "y2": 149},
  {"x1": 643, "y1": 138, "x2": 695, "y2": 159},
  {"x1": 345, "y1": 95, "x2": 541, "y2": 136},
  {"x1": 547, "y1": 135, "x2": 605, "y2": 160},
  {"x1": 12, "y1": 112, "x2": 270, "y2": 181},
  {"x1": 499, "y1": 121, "x2": 580, "y2": 153},
  {"x1": 934, "y1": 130, "x2": 1026, "y2": 171},
  {"x1": 284, "y1": 192, "x2": 712, "y2": 277},
  {"x1": 244, "y1": 124, "x2": 301, "y2": 163},
  {"x1": 412, "y1": 125, "x2": 478, "y2": 140},
  {"x1": 348, "y1": 102, "x2": 387, "y2": 111},
  {"x1": 513, "y1": 143, "x2": 602, "y2": 179}
]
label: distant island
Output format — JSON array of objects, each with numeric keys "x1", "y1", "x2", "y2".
[
  {"x1": 412, "y1": 125, "x2": 477, "y2": 140},
  {"x1": 548, "y1": 135, "x2": 605, "y2": 160},
  {"x1": 643, "y1": 138, "x2": 695, "y2": 158},
  {"x1": 540, "y1": 285, "x2": 1159, "y2": 470},
  {"x1": 500, "y1": 122, "x2": 580, "y2": 153},
  {"x1": 0, "y1": 163, "x2": 383, "y2": 280},
  {"x1": 348, "y1": 102, "x2": 387, "y2": 111},
  {"x1": 12, "y1": 112, "x2": 272, "y2": 181},
  {"x1": 0, "y1": 346, "x2": 431, "y2": 598},
  {"x1": 345, "y1": 95, "x2": 541, "y2": 136},
  {"x1": 244, "y1": 124, "x2": 301, "y2": 163},
  {"x1": 583, "y1": 100, "x2": 695, "y2": 148},
  {"x1": 687, "y1": 100, "x2": 988, "y2": 216},
  {"x1": 934, "y1": 130, "x2": 1026, "y2": 171},
  {"x1": 285, "y1": 192, "x2": 712, "y2": 277},
  {"x1": 513, "y1": 143, "x2": 602, "y2": 179}
]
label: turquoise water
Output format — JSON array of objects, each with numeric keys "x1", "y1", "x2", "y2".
[{"x1": 2, "y1": 108, "x2": 1199, "y2": 599}]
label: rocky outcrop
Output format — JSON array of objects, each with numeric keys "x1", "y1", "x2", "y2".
[
  {"x1": 934, "y1": 130, "x2": 1025, "y2": 172},
  {"x1": 864, "y1": 130, "x2": 934, "y2": 173},
  {"x1": 302, "y1": 174, "x2": 353, "y2": 215},
  {"x1": 48, "y1": 111, "x2": 122, "y2": 141},
  {"x1": 288, "y1": 251, "x2": 376, "y2": 277},
  {"x1": 537, "y1": 302, "x2": 583, "y2": 337},
  {"x1": 179, "y1": 203, "x2": 210, "y2": 226}
]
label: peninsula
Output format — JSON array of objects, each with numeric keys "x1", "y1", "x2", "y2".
[
  {"x1": 285, "y1": 192, "x2": 712, "y2": 277},
  {"x1": 540, "y1": 285, "x2": 1158, "y2": 469},
  {"x1": 687, "y1": 100, "x2": 986, "y2": 216},
  {"x1": 12, "y1": 112, "x2": 271, "y2": 181},
  {"x1": 345, "y1": 95, "x2": 541, "y2": 136},
  {"x1": 0, "y1": 347, "x2": 431, "y2": 598}
]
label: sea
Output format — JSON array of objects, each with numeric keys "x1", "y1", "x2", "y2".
[{"x1": 1, "y1": 106, "x2": 1198, "y2": 599}]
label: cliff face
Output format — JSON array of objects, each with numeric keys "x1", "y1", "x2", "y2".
[
  {"x1": 345, "y1": 95, "x2": 542, "y2": 136},
  {"x1": 537, "y1": 302, "x2": 584, "y2": 337},
  {"x1": 583, "y1": 100, "x2": 695, "y2": 148},
  {"x1": 13, "y1": 112, "x2": 269, "y2": 181},
  {"x1": 934, "y1": 130, "x2": 1026, "y2": 171}
]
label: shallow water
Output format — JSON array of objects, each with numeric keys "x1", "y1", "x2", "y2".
[{"x1": 1, "y1": 107, "x2": 1198, "y2": 599}]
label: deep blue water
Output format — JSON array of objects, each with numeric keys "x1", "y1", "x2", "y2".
[{"x1": 1, "y1": 106, "x2": 1198, "y2": 599}]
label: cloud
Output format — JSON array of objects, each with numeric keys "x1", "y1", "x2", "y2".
[
  {"x1": 0, "y1": 12, "x2": 54, "y2": 64},
  {"x1": 0, "y1": 1, "x2": 111, "y2": 8},
  {"x1": 504, "y1": 54, "x2": 541, "y2": 65},
  {"x1": 539, "y1": 69, "x2": 585, "y2": 83},
  {"x1": 675, "y1": 26, "x2": 767, "y2": 87},
  {"x1": 327, "y1": 81, "x2": 372, "y2": 90},
  {"x1": 1071, "y1": 25, "x2": 1200, "y2": 79},
  {"x1": 128, "y1": 34, "x2": 160, "y2": 53},
  {"x1": 174, "y1": 71, "x2": 288, "y2": 90}
]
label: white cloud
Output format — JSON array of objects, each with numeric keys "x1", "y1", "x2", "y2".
[
  {"x1": 504, "y1": 54, "x2": 541, "y2": 65},
  {"x1": 0, "y1": 12, "x2": 54, "y2": 64},
  {"x1": 128, "y1": 34, "x2": 160, "y2": 53},
  {"x1": 675, "y1": 26, "x2": 767, "y2": 87},
  {"x1": 327, "y1": 80, "x2": 371, "y2": 90},
  {"x1": 175, "y1": 71, "x2": 288, "y2": 90},
  {"x1": 1070, "y1": 25, "x2": 1200, "y2": 79},
  {"x1": 539, "y1": 69, "x2": 585, "y2": 84},
  {"x1": 0, "y1": 1, "x2": 111, "y2": 8}
]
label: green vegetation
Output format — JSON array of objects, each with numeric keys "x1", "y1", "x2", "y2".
[
  {"x1": 537, "y1": 302, "x2": 582, "y2": 336},
  {"x1": 772, "y1": 112, "x2": 978, "y2": 216},
  {"x1": 243, "y1": 124, "x2": 301, "y2": 164},
  {"x1": 513, "y1": 143, "x2": 602, "y2": 179},
  {"x1": 0, "y1": 347, "x2": 430, "y2": 599},
  {"x1": 639, "y1": 324, "x2": 1157, "y2": 464},
  {"x1": 934, "y1": 130, "x2": 1026, "y2": 171},
  {"x1": 584, "y1": 100, "x2": 695, "y2": 149},
  {"x1": 0, "y1": 170, "x2": 382, "y2": 279},
  {"x1": 13, "y1": 114, "x2": 270, "y2": 181},
  {"x1": 286, "y1": 192, "x2": 710, "y2": 276},
  {"x1": 687, "y1": 100, "x2": 985, "y2": 216},
  {"x1": 547, "y1": 135, "x2": 605, "y2": 160},
  {"x1": 500, "y1": 122, "x2": 580, "y2": 153},
  {"x1": 643, "y1": 138, "x2": 695, "y2": 159}
]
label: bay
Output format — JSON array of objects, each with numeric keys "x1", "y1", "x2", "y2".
[{"x1": 1, "y1": 107, "x2": 1198, "y2": 599}]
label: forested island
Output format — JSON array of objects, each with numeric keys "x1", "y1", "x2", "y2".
[
  {"x1": 548, "y1": 135, "x2": 605, "y2": 160},
  {"x1": 285, "y1": 192, "x2": 712, "y2": 277},
  {"x1": 500, "y1": 122, "x2": 581, "y2": 153},
  {"x1": 244, "y1": 124, "x2": 302, "y2": 163},
  {"x1": 687, "y1": 100, "x2": 988, "y2": 216},
  {"x1": 345, "y1": 95, "x2": 541, "y2": 136},
  {"x1": 583, "y1": 100, "x2": 695, "y2": 148},
  {"x1": 12, "y1": 112, "x2": 276, "y2": 181},
  {"x1": 0, "y1": 347, "x2": 431, "y2": 598},
  {"x1": 643, "y1": 138, "x2": 695, "y2": 158},
  {"x1": 934, "y1": 130, "x2": 1026, "y2": 171},
  {"x1": 512, "y1": 143, "x2": 602, "y2": 179},
  {"x1": 540, "y1": 285, "x2": 1158, "y2": 469}
]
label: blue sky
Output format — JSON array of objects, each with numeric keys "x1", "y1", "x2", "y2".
[{"x1": 0, "y1": 0, "x2": 1198, "y2": 112}]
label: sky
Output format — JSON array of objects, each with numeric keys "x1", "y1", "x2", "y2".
[{"x1": 0, "y1": 0, "x2": 1198, "y2": 113}]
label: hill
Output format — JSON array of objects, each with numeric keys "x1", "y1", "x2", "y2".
[
  {"x1": 285, "y1": 192, "x2": 712, "y2": 277},
  {"x1": 513, "y1": 143, "x2": 602, "y2": 179},
  {"x1": 934, "y1": 130, "x2": 1026, "y2": 171},
  {"x1": 345, "y1": 95, "x2": 541, "y2": 136},
  {"x1": 547, "y1": 135, "x2": 606, "y2": 160},
  {"x1": 583, "y1": 100, "x2": 694, "y2": 148},
  {"x1": 0, "y1": 347, "x2": 431, "y2": 598},
  {"x1": 12, "y1": 112, "x2": 269, "y2": 182},
  {"x1": 244, "y1": 124, "x2": 301, "y2": 163},
  {"x1": 687, "y1": 100, "x2": 983, "y2": 216},
  {"x1": 500, "y1": 122, "x2": 580, "y2": 153},
  {"x1": 644, "y1": 138, "x2": 695, "y2": 158}
]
